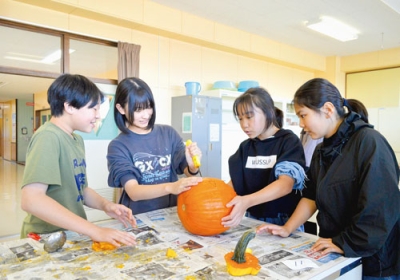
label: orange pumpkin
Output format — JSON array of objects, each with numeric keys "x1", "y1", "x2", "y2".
[{"x1": 177, "y1": 177, "x2": 236, "y2": 236}]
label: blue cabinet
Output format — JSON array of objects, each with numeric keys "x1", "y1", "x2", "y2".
[{"x1": 171, "y1": 95, "x2": 222, "y2": 178}]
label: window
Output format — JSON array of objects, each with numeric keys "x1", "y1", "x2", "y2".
[
  {"x1": 0, "y1": 19, "x2": 118, "y2": 84},
  {"x1": 69, "y1": 39, "x2": 117, "y2": 79}
]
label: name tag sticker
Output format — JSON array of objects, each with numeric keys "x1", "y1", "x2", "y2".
[
  {"x1": 245, "y1": 155, "x2": 276, "y2": 169},
  {"x1": 282, "y1": 258, "x2": 319, "y2": 270}
]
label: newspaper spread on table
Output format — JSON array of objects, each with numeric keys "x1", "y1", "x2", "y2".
[{"x1": 0, "y1": 207, "x2": 356, "y2": 279}]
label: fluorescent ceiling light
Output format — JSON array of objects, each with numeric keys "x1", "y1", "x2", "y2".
[
  {"x1": 306, "y1": 16, "x2": 359, "y2": 42},
  {"x1": 380, "y1": 0, "x2": 400, "y2": 15},
  {"x1": 41, "y1": 49, "x2": 75, "y2": 64},
  {"x1": 5, "y1": 49, "x2": 75, "y2": 64},
  {"x1": 4, "y1": 55, "x2": 46, "y2": 64}
]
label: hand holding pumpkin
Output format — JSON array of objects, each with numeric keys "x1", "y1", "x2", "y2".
[
  {"x1": 221, "y1": 195, "x2": 250, "y2": 228},
  {"x1": 166, "y1": 177, "x2": 202, "y2": 195}
]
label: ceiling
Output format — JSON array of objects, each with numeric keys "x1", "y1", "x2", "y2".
[
  {"x1": 0, "y1": 74, "x2": 54, "y2": 103},
  {"x1": 152, "y1": 0, "x2": 400, "y2": 57},
  {"x1": 1, "y1": 0, "x2": 400, "y2": 102}
]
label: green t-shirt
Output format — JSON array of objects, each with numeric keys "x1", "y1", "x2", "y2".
[{"x1": 20, "y1": 122, "x2": 88, "y2": 238}]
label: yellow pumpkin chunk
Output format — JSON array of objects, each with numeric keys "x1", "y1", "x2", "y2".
[
  {"x1": 92, "y1": 241, "x2": 117, "y2": 251},
  {"x1": 166, "y1": 248, "x2": 178, "y2": 258}
]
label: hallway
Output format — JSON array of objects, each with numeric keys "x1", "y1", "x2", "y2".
[{"x1": 0, "y1": 157, "x2": 26, "y2": 241}]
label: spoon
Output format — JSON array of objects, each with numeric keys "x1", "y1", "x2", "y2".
[{"x1": 43, "y1": 231, "x2": 67, "y2": 253}]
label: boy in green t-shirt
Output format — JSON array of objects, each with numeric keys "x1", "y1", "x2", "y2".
[{"x1": 21, "y1": 74, "x2": 136, "y2": 248}]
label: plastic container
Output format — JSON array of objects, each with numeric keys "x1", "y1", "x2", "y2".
[{"x1": 185, "y1": 82, "x2": 201, "y2": 95}]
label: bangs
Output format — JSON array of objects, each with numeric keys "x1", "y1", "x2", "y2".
[
  {"x1": 134, "y1": 100, "x2": 152, "y2": 111},
  {"x1": 233, "y1": 94, "x2": 255, "y2": 118},
  {"x1": 128, "y1": 87, "x2": 154, "y2": 112},
  {"x1": 236, "y1": 103, "x2": 254, "y2": 117},
  {"x1": 88, "y1": 95, "x2": 104, "y2": 108}
]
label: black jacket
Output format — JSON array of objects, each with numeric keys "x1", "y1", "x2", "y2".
[
  {"x1": 304, "y1": 112, "x2": 400, "y2": 277},
  {"x1": 229, "y1": 128, "x2": 306, "y2": 218}
]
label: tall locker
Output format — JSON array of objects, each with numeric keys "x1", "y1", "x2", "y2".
[{"x1": 171, "y1": 95, "x2": 222, "y2": 178}]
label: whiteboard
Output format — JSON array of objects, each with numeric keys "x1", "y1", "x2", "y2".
[
  {"x1": 368, "y1": 107, "x2": 400, "y2": 163},
  {"x1": 376, "y1": 107, "x2": 400, "y2": 152}
]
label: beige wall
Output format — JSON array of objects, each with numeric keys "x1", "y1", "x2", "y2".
[
  {"x1": 1, "y1": 0, "x2": 399, "y2": 211},
  {"x1": 0, "y1": 103, "x2": 3, "y2": 157},
  {"x1": 347, "y1": 68, "x2": 400, "y2": 108},
  {"x1": 4, "y1": 0, "x2": 326, "y2": 70},
  {"x1": 0, "y1": 0, "x2": 316, "y2": 125},
  {"x1": 1, "y1": 0, "x2": 400, "y2": 101},
  {"x1": 1, "y1": 0, "x2": 400, "y2": 125}
]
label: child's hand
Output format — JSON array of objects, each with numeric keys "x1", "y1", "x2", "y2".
[
  {"x1": 185, "y1": 140, "x2": 202, "y2": 169},
  {"x1": 104, "y1": 203, "x2": 137, "y2": 228},
  {"x1": 256, "y1": 223, "x2": 290, "y2": 237},
  {"x1": 311, "y1": 237, "x2": 344, "y2": 255},
  {"x1": 90, "y1": 227, "x2": 136, "y2": 247},
  {"x1": 166, "y1": 177, "x2": 202, "y2": 195},
  {"x1": 221, "y1": 195, "x2": 247, "y2": 227}
]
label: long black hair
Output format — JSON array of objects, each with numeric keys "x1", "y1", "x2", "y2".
[{"x1": 294, "y1": 78, "x2": 368, "y2": 122}]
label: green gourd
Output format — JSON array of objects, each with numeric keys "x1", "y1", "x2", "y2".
[{"x1": 232, "y1": 229, "x2": 256, "y2": 263}]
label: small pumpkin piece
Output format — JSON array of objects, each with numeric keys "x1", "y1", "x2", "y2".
[
  {"x1": 92, "y1": 241, "x2": 117, "y2": 252},
  {"x1": 224, "y1": 230, "x2": 261, "y2": 276},
  {"x1": 166, "y1": 248, "x2": 178, "y2": 259}
]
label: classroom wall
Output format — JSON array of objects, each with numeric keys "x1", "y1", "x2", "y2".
[
  {"x1": 0, "y1": 103, "x2": 3, "y2": 157},
  {"x1": 346, "y1": 68, "x2": 400, "y2": 108},
  {"x1": 0, "y1": 0, "x2": 320, "y2": 126},
  {"x1": 1, "y1": 0, "x2": 399, "y2": 157},
  {"x1": 3, "y1": 0, "x2": 326, "y2": 70},
  {"x1": 2, "y1": 0, "x2": 400, "y2": 221},
  {"x1": 347, "y1": 67, "x2": 400, "y2": 163},
  {"x1": 2, "y1": 0, "x2": 400, "y2": 99},
  {"x1": 341, "y1": 48, "x2": 400, "y2": 73}
]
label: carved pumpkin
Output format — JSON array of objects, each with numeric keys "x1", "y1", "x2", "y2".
[{"x1": 177, "y1": 177, "x2": 236, "y2": 236}]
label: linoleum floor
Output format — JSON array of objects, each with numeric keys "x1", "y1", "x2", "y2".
[{"x1": 0, "y1": 158, "x2": 26, "y2": 241}]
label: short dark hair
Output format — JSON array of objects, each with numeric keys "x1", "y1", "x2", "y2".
[
  {"x1": 114, "y1": 77, "x2": 156, "y2": 134},
  {"x1": 233, "y1": 87, "x2": 279, "y2": 129},
  {"x1": 48, "y1": 74, "x2": 104, "y2": 117}
]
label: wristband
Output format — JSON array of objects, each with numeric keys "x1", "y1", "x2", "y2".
[{"x1": 187, "y1": 167, "x2": 199, "y2": 176}]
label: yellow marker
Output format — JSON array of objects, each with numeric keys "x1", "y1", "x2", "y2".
[{"x1": 185, "y1": 139, "x2": 201, "y2": 168}]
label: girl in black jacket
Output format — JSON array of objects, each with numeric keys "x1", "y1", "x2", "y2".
[{"x1": 257, "y1": 78, "x2": 400, "y2": 279}]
